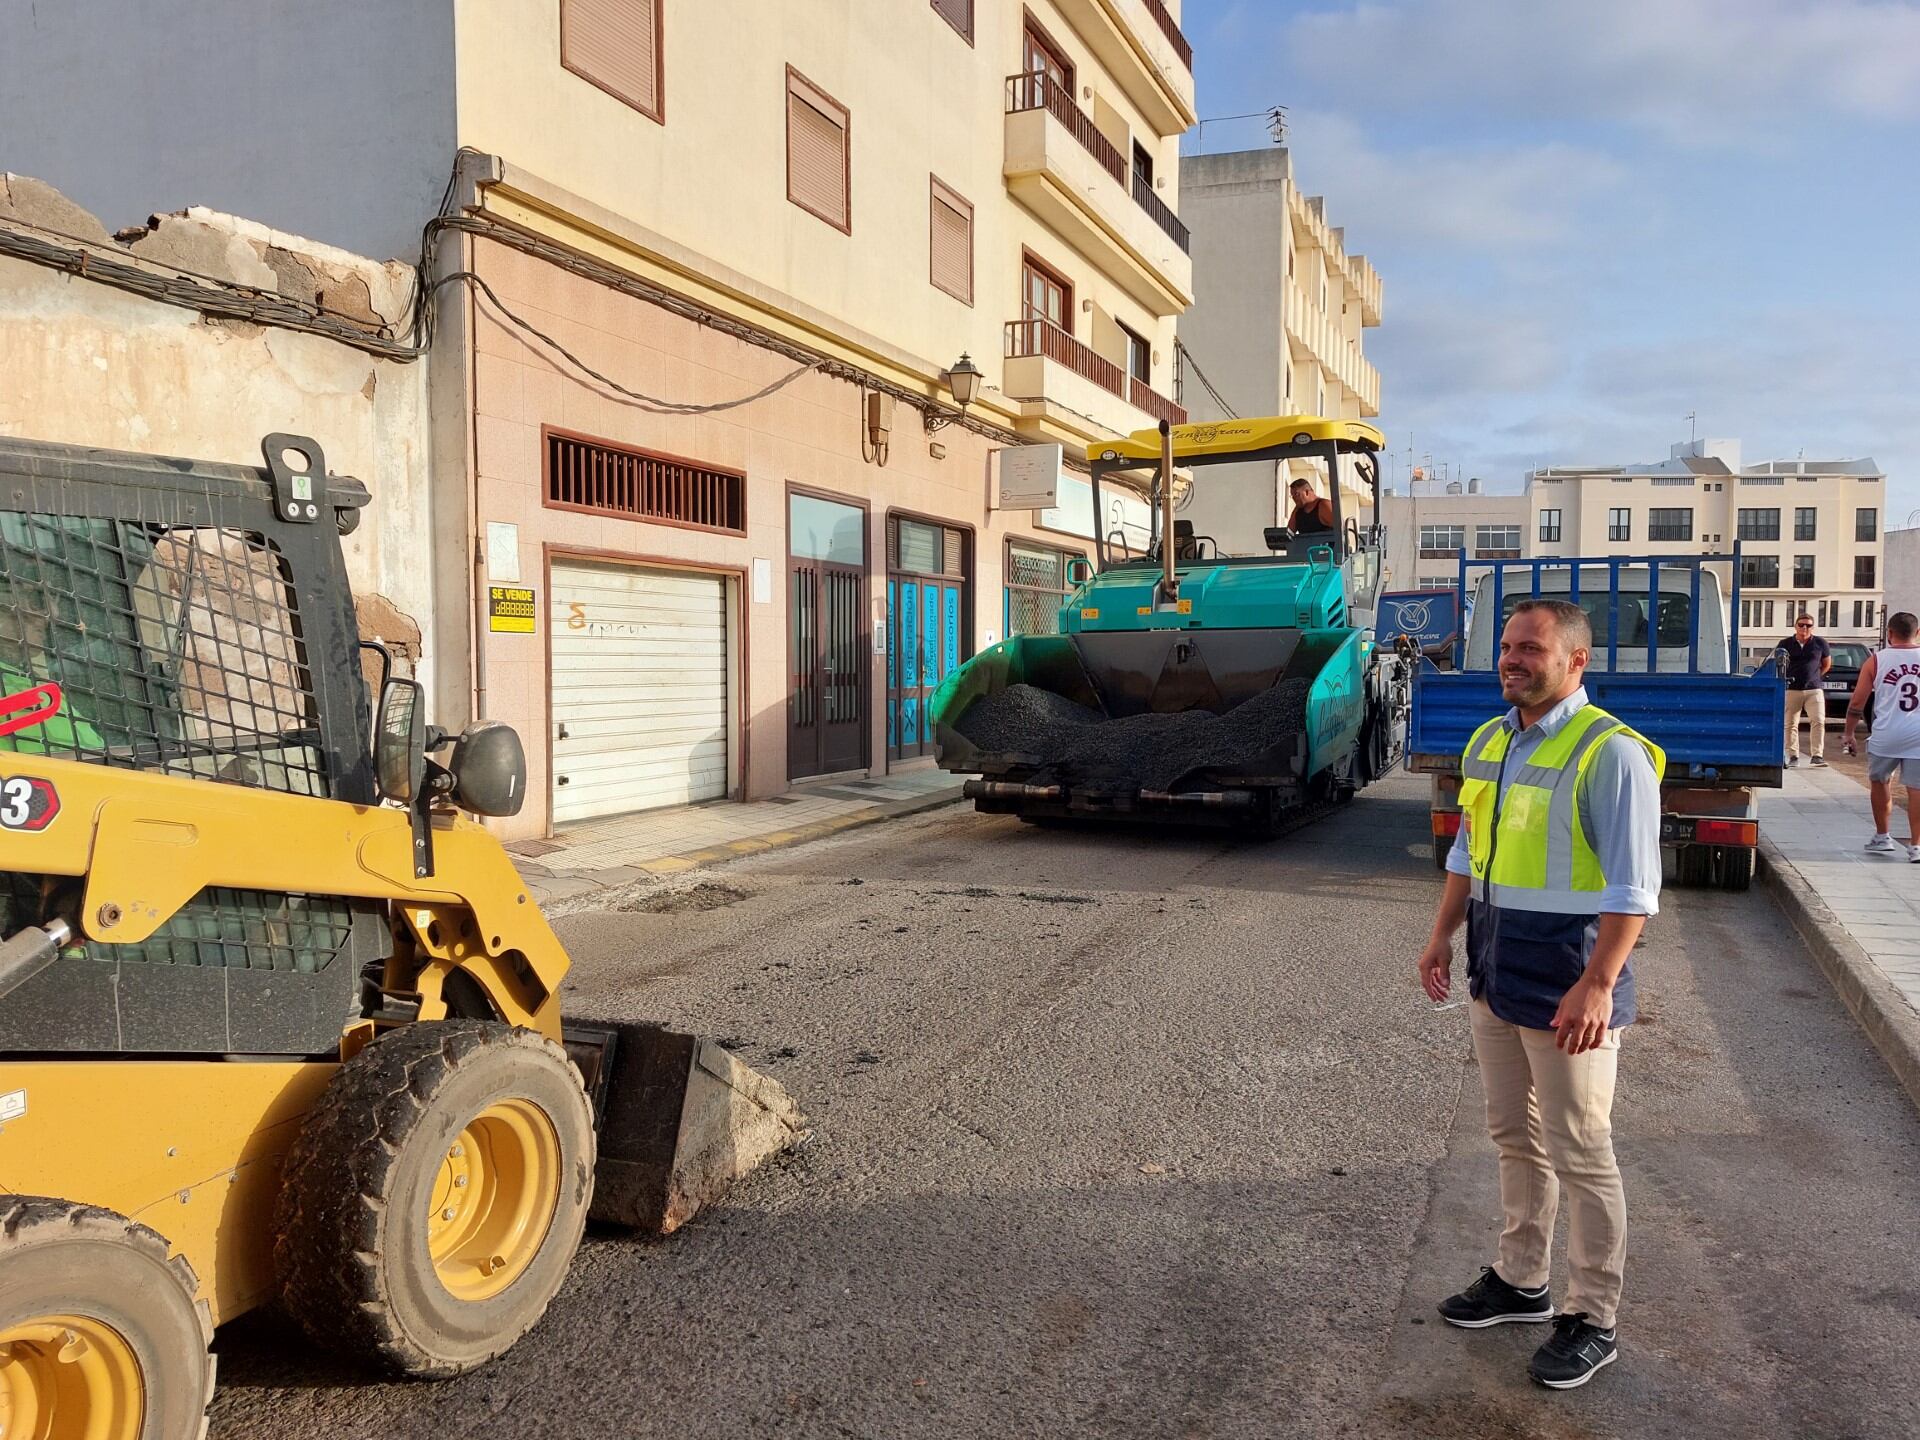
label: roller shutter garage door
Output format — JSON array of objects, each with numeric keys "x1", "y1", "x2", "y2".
[{"x1": 550, "y1": 559, "x2": 730, "y2": 824}]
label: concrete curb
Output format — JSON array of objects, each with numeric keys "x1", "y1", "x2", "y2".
[
  {"x1": 527, "y1": 786, "x2": 966, "y2": 918},
  {"x1": 1759, "y1": 837, "x2": 1920, "y2": 1114}
]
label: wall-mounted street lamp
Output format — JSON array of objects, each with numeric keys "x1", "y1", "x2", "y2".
[{"x1": 923, "y1": 352, "x2": 982, "y2": 433}]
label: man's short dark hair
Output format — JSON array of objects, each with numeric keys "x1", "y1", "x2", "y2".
[
  {"x1": 1890, "y1": 611, "x2": 1917, "y2": 642},
  {"x1": 1509, "y1": 597, "x2": 1593, "y2": 651},
  {"x1": 1795, "y1": 613, "x2": 1814, "y2": 624},
  {"x1": 1289, "y1": 478, "x2": 1313, "y2": 493}
]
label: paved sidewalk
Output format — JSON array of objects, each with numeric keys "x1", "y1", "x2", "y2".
[
  {"x1": 1759, "y1": 761, "x2": 1920, "y2": 1106},
  {"x1": 509, "y1": 767, "x2": 963, "y2": 911}
]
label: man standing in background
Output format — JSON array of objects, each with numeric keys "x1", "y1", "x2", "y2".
[
  {"x1": 1779, "y1": 614, "x2": 1831, "y2": 768},
  {"x1": 1844, "y1": 611, "x2": 1920, "y2": 860}
]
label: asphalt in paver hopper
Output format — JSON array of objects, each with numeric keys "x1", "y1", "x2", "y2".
[
  {"x1": 934, "y1": 417, "x2": 1412, "y2": 833},
  {"x1": 0, "y1": 433, "x2": 803, "y2": 1435}
]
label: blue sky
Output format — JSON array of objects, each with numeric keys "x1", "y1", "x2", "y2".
[{"x1": 1180, "y1": 0, "x2": 1920, "y2": 518}]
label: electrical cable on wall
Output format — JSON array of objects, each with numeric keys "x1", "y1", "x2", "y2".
[{"x1": 1174, "y1": 339, "x2": 1238, "y2": 420}]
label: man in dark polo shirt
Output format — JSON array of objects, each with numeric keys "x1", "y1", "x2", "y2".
[{"x1": 1778, "y1": 614, "x2": 1832, "y2": 767}]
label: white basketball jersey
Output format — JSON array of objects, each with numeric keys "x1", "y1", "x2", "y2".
[{"x1": 1869, "y1": 645, "x2": 1920, "y2": 758}]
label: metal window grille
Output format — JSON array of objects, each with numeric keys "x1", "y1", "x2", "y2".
[
  {"x1": 1741, "y1": 555, "x2": 1780, "y2": 589},
  {"x1": 1855, "y1": 556, "x2": 1875, "y2": 588},
  {"x1": 547, "y1": 433, "x2": 746, "y2": 534},
  {"x1": 1796, "y1": 555, "x2": 1818, "y2": 589},
  {"x1": 1857, "y1": 508, "x2": 1878, "y2": 541},
  {"x1": 1006, "y1": 541, "x2": 1078, "y2": 637},
  {"x1": 1736, "y1": 508, "x2": 1780, "y2": 541},
  {"x1": 1795, "y1": 508, "x2": 1818, "y2": 541},
  {"x1": 0, "y1": 516, "x2": 327, "y2": 797}
]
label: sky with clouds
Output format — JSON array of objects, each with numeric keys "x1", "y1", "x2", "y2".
[{"x1": 1179, "y1": 0, "x2": 1920, "y2": 517}]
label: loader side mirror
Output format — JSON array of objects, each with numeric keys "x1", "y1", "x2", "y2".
[
  {"x1": 375, "y1": 678, "x2": 426, "y2": 803},
  {"x1": 449, "y1": 722, "x2": 527, "y2": 817},
  {"x1": 1067, "y1": 557, "x2": 1093, "y2": 586}
]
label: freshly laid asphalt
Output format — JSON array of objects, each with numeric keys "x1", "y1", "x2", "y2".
[{"x1": 211, "y1": 770, "x2": 1920, "y2": 1439}]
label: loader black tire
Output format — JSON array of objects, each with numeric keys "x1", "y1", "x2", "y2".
[
  {"x1": 273, "y1": 1020, "x2": 595, "y2": 1379},
  {"x1": 0, "y1": 1195, "x2": 215, "y2": 1440}
]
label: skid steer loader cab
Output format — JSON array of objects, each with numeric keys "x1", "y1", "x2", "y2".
[{"x1": 0, "y1": 433, "x2": 804, "y2": 1439}]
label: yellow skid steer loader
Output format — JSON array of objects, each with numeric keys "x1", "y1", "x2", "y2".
[{"x1": 0, "y1": 435, "x2": 803, "y2": 1439}]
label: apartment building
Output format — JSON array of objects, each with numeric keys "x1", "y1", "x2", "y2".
[
  {"x1": 1, "y1": 0, "x2": 1199, "y2": 837},
  {"x1": 1379, "y1": 483, "x2": 1531, "y2": 594},
  {"x1": 1528, "y1": 440, "x2": 1886, "y2": 665},
  {"x1": 1174, "y1": 148, "x2": 1383, "y2": 554}
]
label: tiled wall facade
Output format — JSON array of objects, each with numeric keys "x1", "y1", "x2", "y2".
[{"x1": 468, "y1": 238, "x2": 1080, "y2": 837}]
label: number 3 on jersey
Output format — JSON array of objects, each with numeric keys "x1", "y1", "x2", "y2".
[{"x1": 0, "y1": 775, "x2": 60, "y2": 831}]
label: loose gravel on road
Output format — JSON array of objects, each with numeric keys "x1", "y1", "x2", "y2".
[{"x1": 209, "y1": 771, "x2": 1920, "y2": 1440}]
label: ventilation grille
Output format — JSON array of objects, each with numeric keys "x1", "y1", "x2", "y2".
[{"x1": 547, "y1": 434, "x2": 746, "y2": 535}]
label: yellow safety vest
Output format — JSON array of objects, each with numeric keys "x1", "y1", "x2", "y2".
[{"x1": 1458, "y1": 703, "x2": 1665, "y2": 914}]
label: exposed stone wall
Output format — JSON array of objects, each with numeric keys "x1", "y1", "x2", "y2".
[{"x1": 0, "y1": 174, "x2": 436, "y2": 700}]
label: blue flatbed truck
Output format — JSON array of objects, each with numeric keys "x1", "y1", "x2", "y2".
[{"x1": 1408, "y1": 551, "x2": 1787, "y2": 891}]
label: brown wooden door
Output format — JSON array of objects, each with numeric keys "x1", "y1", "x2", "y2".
[
  {"x1": 789, "y1": 494, "x2": 868, "y2": 779},
  {"x1": 1023, "y1": 23, "x2": 1073, "y2": 94},
  {"x1": 1022, "y1": 255, "x2": 1071, "y2": 329}
]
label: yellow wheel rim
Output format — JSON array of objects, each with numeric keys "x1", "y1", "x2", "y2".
[
  {"x1": 0, "y1": 1314, "x2": 144, "y2": 1440},
  {"x1": 426, "y1": 1098, "x2": 562, "y2": 1302}
]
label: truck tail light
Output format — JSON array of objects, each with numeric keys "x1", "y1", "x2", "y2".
[
  {"x1": 1432, "y1": 811, "x2": 1462, "y2": 838},
  {"x1": 1696, "y1": 819, "x2": 1757, "y2": 847}
]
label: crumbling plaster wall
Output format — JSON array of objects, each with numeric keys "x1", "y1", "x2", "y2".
[{"x1": 0, "y1": 176, "x2": 436, "y2": 696}]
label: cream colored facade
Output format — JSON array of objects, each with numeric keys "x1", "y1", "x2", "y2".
[
  {"x1": 0, "y1": 0, "x2": 1203, "y2": 837},
  {"x1": 1173, "y1": 148, "x2": 1381, "y2": 553},
  {"x1": 1380, "y1": 487, "x2": 1531, "y2": 595},
  {"x1": 1528, "y1": 441, "x2": 1887, "y2": 665},
  {"x1": 440, "y1": 0, "x2": 1200, "y2": 835}
]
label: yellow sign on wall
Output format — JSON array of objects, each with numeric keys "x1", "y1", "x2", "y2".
[{"x1": 488, "y1": 584, "x2": 536, "y2": 633}]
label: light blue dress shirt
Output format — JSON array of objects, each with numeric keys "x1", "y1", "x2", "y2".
[{"x1": 1445, "y1": 685, "x2": 1663, "y2": 916}]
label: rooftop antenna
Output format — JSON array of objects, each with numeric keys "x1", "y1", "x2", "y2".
[
  {"x1": 1687, "y1": 410, "x2": 1697, "y2": 444},
  {"x1": 1267, "y1": 106, "x2": 1289, "y2": 144}
]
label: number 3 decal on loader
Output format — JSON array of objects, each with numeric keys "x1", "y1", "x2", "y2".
[{"x1": 0, "y1": 775, "x2": 60, "y2": 831}]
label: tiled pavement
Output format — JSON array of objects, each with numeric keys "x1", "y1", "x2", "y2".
[
  {"x1": 1760, "y1": 761, "x2": 1920, "y2": 1105},
  {"x1": 508, "y1": 766, "x2": 964, "y2": 911}
]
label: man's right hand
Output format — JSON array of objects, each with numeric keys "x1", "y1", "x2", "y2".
[{"x1": 1418, "y1": 935, "x2": 1453, "y2": 1002}]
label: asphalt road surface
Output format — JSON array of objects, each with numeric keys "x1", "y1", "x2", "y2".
[{"x1": 211, "y1": 771, "x2": 1920, "y2": 1439}]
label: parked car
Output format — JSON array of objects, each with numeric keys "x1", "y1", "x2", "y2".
[{"x1": 1824, "y1": 641, "x2": 1874, "y2": 726}]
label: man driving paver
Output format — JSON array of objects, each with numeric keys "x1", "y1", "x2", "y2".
[
  {"x1": 1416, "y1": 598, "x2": 1664, "y2": 1391},
  {"x1": 1286, "y1": 477, "x2": 1334, "y2": 536}
]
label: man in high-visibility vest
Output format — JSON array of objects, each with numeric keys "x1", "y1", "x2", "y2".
[{"x1": 1417, "y1": 598, "x2": 1663, "y2": 1391}]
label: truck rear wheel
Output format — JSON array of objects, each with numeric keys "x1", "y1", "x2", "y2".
[
  {"x1": 1716, "y1": 846, "x2": 1756, "y2": 892},
  {"x1": 0, "y1": 1196, "x2": 214, "y2": 1440},
  {"x1": 274, "y1": 1020, "x2": 595, "y2": 1379}
]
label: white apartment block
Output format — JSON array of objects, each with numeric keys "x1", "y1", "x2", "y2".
[
  {"x1": 1175, "y1": 148, "x2": 1383, "y2": 554},
  {"x1": 1380, "y1": 484, "x2": 1532, "y2": 594},
  {"x1": 1528, "y1": 440, "x2": 1886, "y2": 666}
]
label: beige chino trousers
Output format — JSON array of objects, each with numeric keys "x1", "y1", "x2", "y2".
[
  {"x1": 1470, "y1": 998, "x2": 1626, "y2": 1329},
  {"x1": 1785, "y1": 687, "x2": 1825, "y2": 758}
]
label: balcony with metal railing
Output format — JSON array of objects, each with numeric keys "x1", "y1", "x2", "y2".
[
  {"x1": 1052, "y1": 0, "x2": 1196, "y2": 132},
  {"x1": 1003, "y1": 316, "x2": 1186, "y2": 437},
  {"x1": 1004, "y1": 73, "x2": 1193, "y2": 314}
]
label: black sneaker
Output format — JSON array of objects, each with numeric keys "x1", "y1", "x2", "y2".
[
  {"x1": 1437, "y1": 1266, "x2": 1553, "y2": 1328},
  {"x1": 1529, "y1": 1312, "x2": 1618, "y2": 1389},
  {"x1": 1811, "y1": 756, "x2": 1829, "y2": 767}
]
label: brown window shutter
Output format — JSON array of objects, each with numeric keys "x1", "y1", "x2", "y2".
[
  {"x1": 561, "y1": 0, "x2": 662, "y2": 121},
  {"x1": 929, "y1": 178, "x2": 972, "y2": 304},
  {"x1": 931, "y1": 0, "x2": 973, "y2": 41},
  {"x1": 787, "y1": 70, "x2": 849, "y2": 230},
  {"x1": 943, "y1": 528, "x2": 965, "y2": 577}
]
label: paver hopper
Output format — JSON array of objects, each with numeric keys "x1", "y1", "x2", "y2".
[{"x1": 934, "y1": 418, "x2": 1411, "y2": 832}]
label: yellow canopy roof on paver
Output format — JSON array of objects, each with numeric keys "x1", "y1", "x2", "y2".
[{"x1": 1085, "y1": 415, "x2": 1386, "y2": 466}]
